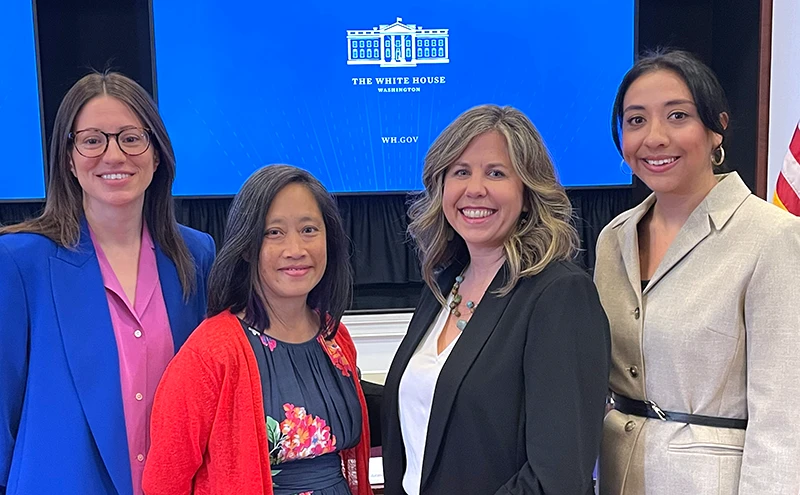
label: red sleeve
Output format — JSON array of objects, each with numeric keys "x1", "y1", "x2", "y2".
[
  {"x1": 142, "y1": 343, "x2": 220, "y2": 495},
  {"x1": 335, "y1": 323, "x2": 375, "y2": 495}
]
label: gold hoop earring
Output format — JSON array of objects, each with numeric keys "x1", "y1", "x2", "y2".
[{"x1": 711, "y1": 146, "x2": 726, "y2": 167}]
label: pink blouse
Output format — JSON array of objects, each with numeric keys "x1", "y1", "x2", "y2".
[{"x1": 90, "y1": 224, "x2": 174, "y2": 495}]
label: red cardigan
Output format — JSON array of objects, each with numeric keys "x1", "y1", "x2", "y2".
[{"x1": 142, "y1": 310, "x2": 373, "y2": 495}]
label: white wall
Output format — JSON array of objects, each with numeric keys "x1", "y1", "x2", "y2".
[
  {"x1": 767, "y1": 0, "x2": 800, "y2": 198},
  {"x1": 342, "y1": 312, "x2": 412, "y2": 383}
]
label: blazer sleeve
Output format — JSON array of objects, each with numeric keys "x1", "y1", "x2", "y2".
[
  {"x1": 497, "y1": 271, "x2": 610, "y2": 495},
  {"x1": 142, "y1": 345, "x2": 220, "y2": 495},
  {"x1": 738, "y1": 218, "x2": 800, "y2": 493},
  {"x1": 0, "y1": 242, "x2": 29, "y2": 495}
]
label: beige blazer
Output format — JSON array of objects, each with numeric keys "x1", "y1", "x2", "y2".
[{"x1": 594, "y1": 173, "x2": 800, "y2": 495}]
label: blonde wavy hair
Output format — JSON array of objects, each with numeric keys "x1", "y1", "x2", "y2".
[{"x1": 408, "y1": 104, "x2": 578, "y2": 303}]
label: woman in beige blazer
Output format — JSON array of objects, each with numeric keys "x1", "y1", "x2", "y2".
[{"x1": 595, "y1": 49, "x2": 800, "y2": 494}]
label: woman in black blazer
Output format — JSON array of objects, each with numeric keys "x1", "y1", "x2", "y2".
[{"x1": 382, "y1": 105, "x2": 610, "y2": 495}]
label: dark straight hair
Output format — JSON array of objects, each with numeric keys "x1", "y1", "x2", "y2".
[
  {"x1": 0, "y1": 70, "x2": 196, "y2": 297},
  {"x1": 611, "y1": 49, "x2": 730, "y2": 155},
  {"x1": 207, "y1": 164, "x2": 353, "y2": 338}
]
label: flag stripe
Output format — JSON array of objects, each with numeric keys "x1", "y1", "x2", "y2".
[
  {"x1": 776, "y1": 172, "x2": 800, "y2": 215},
  {"x1": 774, "y1": 191, "x2": 788, "y2": 211},
  {"x1": 785, "y1": 125, "x2": 800, "y2": 191},
  {"x1": 774, "y1": 122, "x2": 800, "y2": 216},
  {"x1": 790, "y1": 124, "x2": 800, "y2": 164}
]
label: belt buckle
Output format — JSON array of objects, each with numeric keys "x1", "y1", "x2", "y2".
[{"x1": 644, "y1": 400, "x2": 668, "y2": 421}]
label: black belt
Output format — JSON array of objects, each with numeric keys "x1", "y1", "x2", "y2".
[{"x1": 612, "y1": 393, "x2": 748, "y2": 430}]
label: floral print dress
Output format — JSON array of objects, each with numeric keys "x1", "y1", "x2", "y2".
[{"x1": 240, "y1": 319, "x2": 362, "y2": 495}]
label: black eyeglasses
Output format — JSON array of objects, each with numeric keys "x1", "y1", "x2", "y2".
[{"x1": 68, "y1": 127, "x2": 152, "y2": 158}]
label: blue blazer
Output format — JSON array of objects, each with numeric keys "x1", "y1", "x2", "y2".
[{"x1": 0, "y1": 221, "x2": 216, "y2": 495}]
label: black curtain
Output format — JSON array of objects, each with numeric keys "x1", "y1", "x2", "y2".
[
  {"x1": 1, "y1": 187, "x2": 633, "y2": 310},
  {"x1": 570, "y1": 188, "x2": 634, "y2": 272},
  {"x1": 0, "y1": 203, "x2": 45, "y2": 226}
]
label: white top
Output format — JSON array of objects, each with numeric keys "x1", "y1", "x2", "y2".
[{"x1": 398, "y1": 296, "x2": 462, "y2": 495}]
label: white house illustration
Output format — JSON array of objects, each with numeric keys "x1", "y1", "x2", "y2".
[{"x1": 346, "y1": 17, "x2": 449, "y2": 67}]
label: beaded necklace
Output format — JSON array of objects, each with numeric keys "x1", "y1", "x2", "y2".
[{"x1": 449, "y1": 274, "x2": 477, "y2": 330}]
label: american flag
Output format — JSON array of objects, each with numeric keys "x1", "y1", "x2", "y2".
[{"x1": 774, "y1": 122, "x2": 800, "y2": 215}]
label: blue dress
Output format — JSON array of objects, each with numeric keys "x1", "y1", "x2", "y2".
[{"x1": 240, "y1": 318, "x2": 362, "y2": 495}]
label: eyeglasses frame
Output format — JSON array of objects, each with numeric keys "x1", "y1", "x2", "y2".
[{"x1": 68, "y1": 127, "x2": 153, "y2": 158}]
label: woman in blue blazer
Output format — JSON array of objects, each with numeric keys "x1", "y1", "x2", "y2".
[{"x1": 0, "y1": 72, "x2": 215, "y2": 495}]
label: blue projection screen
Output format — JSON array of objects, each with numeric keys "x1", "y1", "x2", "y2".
[
  {"x1": 152, "y1": 2, "x2": 634, "y2": 195},
  {"x1": 1, "y1": 1, "x2": 45, "y2": 200}
]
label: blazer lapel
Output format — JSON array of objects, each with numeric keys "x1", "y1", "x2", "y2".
[
  {"x1": 50, "y1": 222, "x2": 133, "y2": 495},
  {"x1": 420, "y1": 264, "x2": 514, "y2": 490},
  {"x1": 644, "y1": 203, "x2": 712, "y2": 295},
  {"x1": 389, "y1": 262, "x2": 466, "y2": 386},
  {"x1": 644, "y1": 174, "x2": 751, "y2": 295},
  {"x1": 389, "y1": 292, "x2": 441, "y2": 387},
  {"x1": 615, "y1": 196, "x2": 654, "y2": 297},
  {"x1": 155, "y1": 244, "x2": 194, "y2": 352},
  {"x1": 383, "y1": 262, "x2": 463, "y2": 480}
]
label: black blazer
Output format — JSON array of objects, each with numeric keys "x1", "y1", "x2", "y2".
[{"x1": 382, "y1": 260, "x2": 610, "y2": 495}]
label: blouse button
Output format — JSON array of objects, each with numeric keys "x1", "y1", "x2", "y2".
[
  {"x1": 624, "y1": 421, "x2": 636, "y2": 432},
  {"x1": 633, "y1": 307, "x2": 641, "y2": 319},
  {"x1": 137, "y1": 454, "x2": 145, "y2": 462},
  {"x1": 628, "y1": 366, "x2": 640, "y2": 378},
  {"x1": 134, "y1": 329, "x2": 142, "y2": 338},
  {"x1": 135, "y1": 393, "x2": 143, "y2": 401}
]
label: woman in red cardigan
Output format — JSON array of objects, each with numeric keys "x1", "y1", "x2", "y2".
[{"x1": 143, "y1": 165, "x2": 373, "y2": 495}]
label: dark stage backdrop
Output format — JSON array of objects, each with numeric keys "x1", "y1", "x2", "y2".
[
  {"x1": 0, "y1": 189, "x2": 633, "y2": 310},
  {"x1": 177, "y1": 188, "x2": 634, "y2": 309}
]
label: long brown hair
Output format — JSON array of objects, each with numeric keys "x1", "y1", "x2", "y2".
[
  {"x1": 408, "y1": 104, "x2": 578, "y2": 303},
  {"x1": 0, "y1": 71, "x2": 196, "y2": 297}
]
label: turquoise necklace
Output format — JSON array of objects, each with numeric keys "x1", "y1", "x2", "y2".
[{"x1": 449, "y1": 274, "x2": 477, "y2": 330}]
